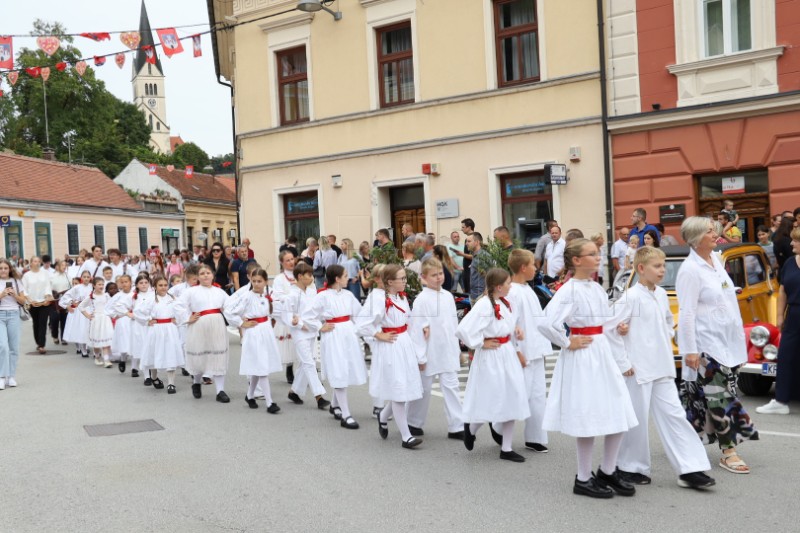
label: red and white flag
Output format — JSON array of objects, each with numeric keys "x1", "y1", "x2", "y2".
[
  {"x1": 157, "y1": 28, "x2": 184, "y2": 58},
  {"x1": 149, "y1": 164, "x2": 157, "y2": 175},
  {"x1": 192, "y1": 35, "x2": 202, "y2": 57},
  {"x1": 143, "y1": 45, "x2": 157, "y2": 65},
  {"x1": 185, "y1": 166, "x2": 194, "y2": 178},
  {"x1": 0, "y1": 37, "x2": 13, "y2": 70}
]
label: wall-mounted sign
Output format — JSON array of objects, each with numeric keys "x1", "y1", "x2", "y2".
[
  {"x1": 721, "y1": 176, "x2": 745, "y2": 194},
  {"x1": 161, "y1": 228, "x2": 180, "y2": 238},
  {"x1": 436, "y1": 198, "x2": 459, "y2": 219},
  {"x1": 659, "y1": 204, "x2": 686, "y2": 223},
  {"x1": 544, "y1": 163, "x2": 568, "y2": 185}
]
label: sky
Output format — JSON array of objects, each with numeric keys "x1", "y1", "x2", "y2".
[{"x1": 2, "y1": 0, "x2": 233, "y2": 156}]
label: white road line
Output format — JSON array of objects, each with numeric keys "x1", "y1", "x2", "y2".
[{"x1": 758, "y1": 430, "x2": 800, "y2": 438}]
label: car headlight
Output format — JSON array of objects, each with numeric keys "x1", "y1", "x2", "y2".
[
  {"x1": 763, "y1": 344, "x2": 778, "y2": 361},
  {"x1": 750, "y1": 325, "x2": 770, "y2": 348}
]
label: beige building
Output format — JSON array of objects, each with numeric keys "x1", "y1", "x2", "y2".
[
  {"x1": 0, "y1": 153, "x2": 184, "y2": 260},
  {"x1": 209, "y1": 0, "x2": 606, "y2": 264}
]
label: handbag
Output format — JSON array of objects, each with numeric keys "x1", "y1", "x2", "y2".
[{"x1": 14, "y1": 280, "x2": 30, "y2": 321}]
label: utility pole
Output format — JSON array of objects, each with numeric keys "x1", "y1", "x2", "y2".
[{"x1": 42, "y1": 77, "x2": 50, "y2": 146}]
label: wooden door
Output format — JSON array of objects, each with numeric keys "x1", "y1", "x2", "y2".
[
  {"x1": 698, "y1": 193, "x2": 770, "y2": 243},
  {"x1": 393, "y1": 208, "x2": 426, "y2": 248}
]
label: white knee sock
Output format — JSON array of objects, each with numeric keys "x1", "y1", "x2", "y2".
[
  {"x1": 193, "y1": 373, "x2": 203, "y2": 385},
  {"x1": 469, "y1": 422, "x2": 484, "y2": 435},
  {"x1": 214, "y1": 375, "x2": 225, "y2": 394},
  {"x1": 501, "y1": 421, "x2": 515, "y2": 452},
  {"x1": 334, "y1": 388, "x2": 350, "y2": 418},
  {"x1": 132, "y1": 358, "x2": 140, "y2": 371},
  {"x1": 247, "y1": 376, "x2": 259, "y2": 400},
  {"x1": 379, "y1": 402, "x2": 393, "y2": 423},
  {"x1": 601, "y1": 432, "x2": 624, "y2": 475},
  {"x1": 260, "y1": 377, "x2": 273, "y2": 404},
  {"x1": 166, "y1": 370, "x2": 175, "y2": 386},
  {"x1": 576, "y1": 437, "x2": 595, "y2": 482},
  {"x1": 392, "y1": 401, "x2": 412, "y2": 441}
]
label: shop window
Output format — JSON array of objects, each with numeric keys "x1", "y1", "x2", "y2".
[
  {"x1": 500, "y1": 171, "x2": 553, "y2": 250},
  {"x1": 494, "y1": 0, "x2": 540, "y2": 87},
  {"x1": 277, "y1": 46, "x2": 310, "y2": 125},
  {"x1": 284, "y1": 192, "x2": 320, "y2": 245},
  {"x1": 377, "y1": 21, "x2": 414, "y2": 108}
]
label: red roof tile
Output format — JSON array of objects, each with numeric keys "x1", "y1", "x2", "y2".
[
  {"x1": 0, "y1": 152, "x2": 141, "y2": 210},
  {"x1": 144, "y1": 161, "x2": 235, "y2": 204},
  {"x1": 215, "y1": 175, "x2": 236, "y2": 194},
  {"x1": 170, "y1": 135, "x2": 185, "y2": 153}
]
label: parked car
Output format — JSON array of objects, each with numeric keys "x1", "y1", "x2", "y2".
[{"x1": 608, "y1": 243, "x2": 780, "y2": 395}]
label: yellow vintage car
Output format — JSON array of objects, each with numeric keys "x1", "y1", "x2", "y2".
[{"x1": 609, "y1": 243, "x2": 780, "y2": 395}]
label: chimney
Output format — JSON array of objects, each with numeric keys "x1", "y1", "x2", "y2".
[{"x1": 42, "y1": 147, "x2": 56, "y2": 161}]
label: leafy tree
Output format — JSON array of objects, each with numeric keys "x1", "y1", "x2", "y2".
[
  {"x1": 172, "y1": 141, "x2": 210, "y2": 171},
  {"x1": 210, "y1": 153, "x2": 235, "y2": 173}
]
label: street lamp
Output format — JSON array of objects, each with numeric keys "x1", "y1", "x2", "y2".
[{"x1": 296, "y1": 0, "x2": 342, "y2": 20}]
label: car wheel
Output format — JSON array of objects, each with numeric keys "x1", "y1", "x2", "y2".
[{"x1": 737, "y1": 373, "x2": 773, "y2": 396}]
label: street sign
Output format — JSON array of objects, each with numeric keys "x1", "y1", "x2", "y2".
[{"x1": 545, "y1": 164, "x2": 568, "y2": 185}]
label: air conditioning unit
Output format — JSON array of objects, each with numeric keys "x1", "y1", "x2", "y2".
[
  {"x1": 228, "y1": 229, "x2": 237, "y2": 239},
  {"x1": 212, "y1": 229, "x2": 221, "y2": 238}
]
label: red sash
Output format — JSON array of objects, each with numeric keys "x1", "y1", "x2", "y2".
[
  {"x1": 327, "y1": 315, "x2": 351, "y2": 323},
  {"x1": 571, "y1": 326, "x2": 603, "y2": 335},
  {"x1": 486, "y1": 335, "x2": 510, "y2": 344},
  {"x1": 154, "y1": 318, "x2": 173, "y2": 324},
  {"x1": 382, "y1": 325, "x2": 407, "y2": 334},
  {"x1": 198, "y1": 308, "x2": 222, "y2": 317},
  {"x1": 247, "y1": 316, "x2": 269, "y2": 323}
]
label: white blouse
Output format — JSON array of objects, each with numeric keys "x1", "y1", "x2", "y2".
[
  {"x1": 0, "y1": 278, "x2": 25, "y2": 310},
  {"x1": 22, "y1": 269, "x2": 53, "y2": 303}
]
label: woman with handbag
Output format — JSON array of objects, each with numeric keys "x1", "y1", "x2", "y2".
[
  {"x1": 22, "y1": 256, "x2": 53, "y2": 354},
  {"x1": 0, "y1": 258, "x2": 27, "y2": 390}
]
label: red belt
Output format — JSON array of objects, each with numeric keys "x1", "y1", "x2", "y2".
[
  {"x1": 197, "y1": 308, "x2": 222, "y2": 317},
  {"x1": 154, "y1": 318, "x2": 173, "y2": 324},
  {"x1": 486, "y1": 335, "x2": 510, "y2": 344},
  {"x1": 327, "y1": 315, "x2": 350, "y2": 323},
  {"x1": 247, "y1": 316, "x2": 269, "y2": 323},
  {"x1": 382, "y1": 325, "x2": 407, "y2": 334},
  {"x1": 70, "y1": 304, "x2": 78, "y2": 309},
  {"x1": 571, "y1": 326, "x2": 603, "y2": 335}
]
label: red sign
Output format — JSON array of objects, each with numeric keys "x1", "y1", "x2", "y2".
[
  {"x1": 0, "y1": 37, "x2": 13, "y2": 70},
  {"x1": 157, "y1": 28, "x2": 184, "y2": 58},
  {"x1": 185, "y1": 166, "x2": 194, "y2": 178},
  {"x1": 149, "y1": 164, "x2": 157, "y2": 175}
]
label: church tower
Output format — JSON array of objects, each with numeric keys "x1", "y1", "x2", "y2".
[{"x1": 132, "y1": 1, "x2": 171, "y2": 154}]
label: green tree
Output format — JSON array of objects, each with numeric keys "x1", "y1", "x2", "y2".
[
  {"x1": 210, "y1": 153, "x2": 235, "y2": 173},
  {"x1": 172, "y1": 142, "x2": 210, "y2": 171}
]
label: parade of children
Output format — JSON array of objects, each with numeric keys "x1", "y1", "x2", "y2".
[{"x1": 9, "y1": 218, "x2": 783, "y2": 501}]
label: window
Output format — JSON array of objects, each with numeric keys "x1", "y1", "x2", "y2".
[
  {"x1": 494, "y1": 0, "x2": 540, "y2": 87},
  {"x1": 500, "y1": 172, "x2": 553, "y2": 250},
  {"x1": 93, "y1": 225, "x2": 105, "y2": 249},
  {"x1": 377, "y1": 22, "x2": 414, "y2": 108},
  {"x1": 117, "y1": 226, "x2": 128, "y2": 254},
  {"x1": 187, "y1": 226, "x2": 194, "y2": 249},
  {"x1": 149, "y1": 115, "x2": 153, "y2": 129},
  {"x1": 277, "y1": 46, "x2": 310, "y2": 125},
  {"x1": 703, "y1": 0, "x2": 751, "y2": 57},
  {"x1": 145, "y1": 84, "x2": 150, "y2": 96},
  {"x1": 153, "y1": 84, "x2": 157, "y2": 96},
  {"x1": 3, "y1": 221, "x2": 24, "y2": 259},
  {"x1": 148, "y1": 64, "x2": 152, "y2": 75},
  {"x1": 67, "y1": 224, "x2": 79, "y2": 255},
  {"x1": 284, "y1": 192, "x2": 320, "y2": 245},
  {"x1": 725, "y1": 256, "x2": 746, "y2": 288},
  {"x1": 139, "y1": 227, "x2": 148, "y2": 254},
  {"x1": 744, "y1": 253, "x2": 766, "y2": 285},
  {"x1": 34, "y1": 222, "x2": 52, "y2": 257},
  {"x1": 157, "y1": 122, "x2": 161, "y2": 131}
]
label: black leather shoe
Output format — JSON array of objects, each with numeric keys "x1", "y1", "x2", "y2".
[
  {"x1": 573, "y1": 476, "x2": 613, "y2": 499},
  {"x1": 402, "y1": 437, "x2": 422, "y2": 449},
  {"x1": 131, "y1": 369, "x2": 139, "y2": 378},
  {"x1": 329, "y1": 406, "x2": 342, "y2": 420},
  {"x1": 525, "y1": 442, "x2": 549, "y2": 453},
  {"x1": 678, "y1": 471, "x2": 716, "y2": 489},
  {"x1": 285, "y1": 364, "x2": 294, "y2": 384},
  {"x1": 181, "y1": 368, "x2": 190, "y2": 376},
  {"x1": 448, "y1": 431, "x2": 465, "y2": 440},
  {"x1": 464, "y1": 423, "x2": 476, "y2": 451},
  {"x1": 143, "y1": 377, "x2": 153, "y2": 386},
  {"x1": 489, "y1": 424, "x2": 503, "y2": 446},
  {"x1": 267, "y1": 403, "x2": 281, "y2": 414},
  {"x1": 118, "y1": 362, "x2": 126, "y2": 373},
  {"x1": 372, "y1": 406, "x2": 382, "y2": 418},
  {"x1": 167, "y1": 385, "x2": 176, "y2": 395},
  {"x1": 596, "y1": 467, "x2": 636, "y2": 496},
  {"x1": 500, "y1": 450, "x2": 526, "y2": 463},
  {"x1": 191, "y1": 383, "x2": 202, "y2": 399},
  {"x1": 216, "y1": 391, "x2": 230, "y2": 403},
  {"x1": 618, "y1": 470, "x2": 651, "y2": 485},
  {"x1": 152, "y1": 378, "x2": 165, "y2": 390},
  {"x1": 408, "y1": 426, "x2": 424, "y2": 437},
  {"x1": 245, "y1": 396, "x2": 258, "y2": 409},
  {"x1": 288, "y1": 392, "x2": 304, "y2": 405},
  {"x1": 203, "y1": 377, "x2": 213, "y2": 385},
  {"x1": 316, "y1": 397, "x2": 331, "y2": 410},
  {"x1": 341, "y1": 416, "x2": 359, "y2": 429},
  {"x1": 378, "y1": 418, "x2": 389, "y2": 440}
]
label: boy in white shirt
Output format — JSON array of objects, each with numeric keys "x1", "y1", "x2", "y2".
[
  {"x1": 609, "y1": 246, "x2": 715, "y2": 489},
  {"x1": 407, "y1": 259, "x2": 465, "y2": 440}
]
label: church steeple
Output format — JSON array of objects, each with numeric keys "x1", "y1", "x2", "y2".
[{"x1": 133, "y1": 0, "x2": 163, "y2": 77}]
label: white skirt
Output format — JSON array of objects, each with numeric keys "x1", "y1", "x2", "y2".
[
  {"x1": 369, "y1": 333, "x2": 423, "y2": 402},
  {"x1": 319, "y1": 321, "x2": 367, "y2": 388},
  {"x1": 185, "y1": 314, "x2": 229, "y2": 376},
  {"x1": 462, "y1": 344, "x2": 530, "y2": 423},
  {"x1": 543, "y1": 336, "x2": 638, "y2": 437},
  {"x1": 62, "y1": 310, "x2": 90, "y2": 344},
  {"x1": 275, "y1": 321, "x2": 296, "y2": 365},
  {"x1": 129, "y1": 321, "x2": 150, "y2": 360},
  {"x1": 111, "y1": 316, "x2": 132, "y2": 360},
  {"x1": 87, "y1": 313, "x2": 114, "y2": 348},
  {"x1": 141, "y1": 322, "x2": 185, "y2": 370},
  {"x1": 240, "y1": 322, "x2": 282, "y2": 376}
]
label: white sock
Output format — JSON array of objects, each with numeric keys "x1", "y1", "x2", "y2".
[
  {"x1": 379, "y1": 402, "x2": 393, "y2": 423},
  {"x1": 214, "y1": 375, "x2": 225, "y2": 394},
  {"x1": 166, "y1": 370, "x2": 175, "y2": 386},
  {"x1": 193, "y1": 374, "x2": 203, "y2": 385},
  {"x1": 334, "y1": 388, "x2": 350, "y2": 418},
  {"x1": 247, "y1": 376, "x2": 259, "y2": 400},
  {"x1": 576, "y1": 437, "x2": 595, "y2": 482},
  {"x1": 501, "y1": 421, "x2": 515, "y2": 452},
  {"x1": 469, "y1": 422, "x2": 484, "y2": 435},
  {"x1": 132, "y1": 358, "x2": 140, "y2": 371},
  {"x1": 601, "y1": 432, "x2": 624, "y2": 475},
  {"x1": 259, "y1": 377, "x2": 273, "y2": 404},
  {"x1": 392, "y1": 401, "x2": 412, "y2": 441}
]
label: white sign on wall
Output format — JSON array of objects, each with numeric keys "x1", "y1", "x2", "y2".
[
  {"x1": 721, "y1": 176, "x2": 745, "y2": 194},
  {"x1": 436, "y1": 198, "x2": 459, "y2": 219}
]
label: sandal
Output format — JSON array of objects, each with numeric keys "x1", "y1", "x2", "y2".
[
  {"x1": 152, "y1": 378, "x2": 165, "y2": 390},
  {"x1": 719, "y1": 452, "x2": 750, "y2": 474}
]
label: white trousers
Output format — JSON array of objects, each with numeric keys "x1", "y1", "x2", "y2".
[
  {"x1": 407, "y1": 371, "x2": 463, "y2": 433},
  {"x1": 291, "y1": 338, "x2": 326, "y2": 398},
  {"x1": 617, "y1": 376, "x2": 711, "y2": 476},
  {"x1": 524, "y1": 359, "x2": 548, "y2": 445}
]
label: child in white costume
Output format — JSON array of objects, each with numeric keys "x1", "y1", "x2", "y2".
[
  {"x1": 108, "y1": 274, "x2": 134, "y2": 373},
  {"x1": 457, "y1": 268, "x2": 529, "y2": 462},
  {"x1": 538, "y1": 238, "x2": 638, "y2": 499},
  {"x1": 60, "y1": 271, "x2": 93, "y2": 357},
  {"x1": 358, "y1": 264, "x2": 390, "y2": 418},
  {"x1": 224, "y1": 268, "x2": 283, "y2": 413},
  {"x1": 140, "y1": 276, "x2": 186, "y2": 394},
  {"x1": 78, "y1": 277, "x2": 115, "y2": 368},
  {"x1": 608, "y1": 246, "x2": 714, "y2": 489},
  {"x1": 129, "y1": 274, "x2": 155, "y2": 382},
  {"x1": 272, "y1": 251, "x2": 299, "y2": 384},
  {"x1": 407, "y1": 259, "x2": 464, "y2": 440}
]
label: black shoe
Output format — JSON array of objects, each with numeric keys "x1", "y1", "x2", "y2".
[
  {"x1": 402, "y1": 437, "x2": 422, "y2": 449},
  {"x1": 596, "y1": 467, "x2": 636, "y2": 496},
  {"x1": 152, "y1": 378, "x2": 165, "y2": 390},
  {"x1": 525, "y1": 442, "x2": 549, "y2": 453},
  {"x1": 317, "y1": 397, "x2": 331, "y2": 410},
  {"x1": 285, "y1": 364, "x2": 294, "y2": 384},
  {"x1": 192, "y1": 383, "x2": 202, "y2": 399},
  {"x1": 573, "y1": 476, "x2": 613, "y2": 499},
  {"x1": 118, "y1": 362, "x2": 126, "y2": 373},
  {"x1": 618, "y1": 470, "x2": 652, "y2": 485},
  {"x1": 167, "y1": 385, "x2": 176, "y2": 395},
  {"x1": 678, "y1": 471, "x2": 716, "y2": 489},
  {"x1": 489, "y1": 424, "x2": 503, "y2": 446},
  {"x1": 378, "y1": 418, "x2": 389, "y2": 440},
  {"x1": 341, "y1": 416, "x2": 359, "y2": 429},
  {"x1": 500, "y1": 450, "x2": 526, "y2": 463},
  {"x1": 131, "y1": 369, "x2": 139, "y2": 378},
  {"x1": 143, "y1": 377, "x2": 153, "y2": 386},
  {"x1": 408, "y1": 426, "x2": 424, "y2": 437},
  {"x1": 216, "y1": 391, "x2": 230, "y2": 403},
  {"x1": 448, "y1": 431, "x2": 465, "y2": 440},
  {"x1": 181, "y1": 368, "x2": 190, "y2": 376},
  {"x1": 464, "y1": 423, "x2": 476, "y2": 451},
  {"x1": 288, "y1": 392, "x2": 304, "y2": 405},
  {"x1": 329, "y1": 406, "x2": 342, "y2": 420},
  {"x1": 372, "y1": 406, "x2": 382, "y2": 418},
  {"x1": 203, "y1": 377, "x2": 213, "y2": 385},
  {"x1": 245, "y1": 396, "x2": 258, "y2": 409},
  {"x1": 81, "y1": 352, "x2": 89, "y2": 358},
  {"x1": 267, "y1": 403, "x2": 281, "y2": 414}
]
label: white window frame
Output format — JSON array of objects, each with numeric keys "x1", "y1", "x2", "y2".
[{"x1": 699, "y1": 0, "x2": 752, "y2": 58}]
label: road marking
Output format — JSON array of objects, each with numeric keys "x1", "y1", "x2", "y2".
[{"x1": 758, "y1": 430, "x2": 800, "y2": 438}]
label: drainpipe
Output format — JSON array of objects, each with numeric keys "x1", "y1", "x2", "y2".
[{"x1": 597, "y1": 0, "x2": 615, "y2": 282}]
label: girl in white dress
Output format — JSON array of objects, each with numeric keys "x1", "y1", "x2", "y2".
[
  {"x1": 537, "y1": 238, "x2": 638, "y2": 499},
  {"x1": 272, "y1": 251, "x2": 299, "y2": 384},
  {"x1": 78, "y1": 277, "x2": 115, "y2": 368},
  {"x1": 140, "y1": 276, "x2": 185, "y2": 394},
  {"x1": 108, "y1": 275, "x2": 133, "y2": 373},
  {"x1": 59, "y1": 271, "x2": 93, "y2": 357},
  {"x1": 129, "y1": 274, "x2": 155, "y2": 383},
  {"x1": 358, "y1": 263, "x2": 388, "y2": 419},
  {"x1": 457, "y1": 268, "x2": 529, "y2": 462},
  {"x1": 179, "y1": 264, "x2": 232, "y2": 403},
  {"x1": 359, "y1": 264, "x2": 424, "y2": 449},
  {"x1": 224, "y1": 268, "x2": 282, "y2": 413},
  {"x1": 311, "y1": 265, "x2": 367, "y2": 429}
]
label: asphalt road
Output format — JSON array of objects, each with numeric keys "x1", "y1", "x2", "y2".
[{"x1": 2, "y1": 324, "x2": 800, "y2": 532}]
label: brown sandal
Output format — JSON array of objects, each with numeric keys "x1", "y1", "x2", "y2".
[{"x1": 719, "y1": 452, "x2": 750, "y2": 474}]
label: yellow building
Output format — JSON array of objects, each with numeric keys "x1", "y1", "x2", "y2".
[{"x1": 209, "y1": 0, "x2": 605, "y2": 264}]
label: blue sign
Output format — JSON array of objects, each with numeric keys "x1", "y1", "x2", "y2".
[{"x1": 0, "y1": 216, "x2": 10, "y2": 227}]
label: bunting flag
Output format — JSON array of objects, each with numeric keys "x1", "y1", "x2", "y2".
[
  {"x1": 94, "y1": 55, "x2": 106, "y2": 67},
  {"x1": 185, "y1": 165, "x2": 194, "y2": 179},
  {"x1": 157, "y1": 28, "x2": 183, "y2": 58},
  {"x1": 166, "y1": 164, "x2": 175, "y2": 172},
  {"x1": 0, "y1": 37, "x2": 13, "y2": 69},
  {"x1": 25, "y1": 66, "x2": 41, "y2": 78},
  {"x1": 115, "y1": 53, "x2": 125, "y2": 69},
  {"x1": 74, "y1": 61, "x2": 87, "y2": 76},
  {"x1": 36, "y1": 36, "x2": 60, "y2": 56},
  {"x1": 192, "y1": 35, "x2": 202, "y2": 57},
  {"x1": 143, "y1": 45, "x2": 156, "y2": 64},
  {"x1": 55, "y1": 61, "x2": 67, "y2": 72},
  {"x1": 40, "y1": 67, "x2": 50, "y2": 82},
  {"x1": 148, "y1": 164, "x2": 157, "y2": 175},
  {"x1": 119, "y1": 31, "x2": 141, "y2": 50},
  {"x1": 6, "y1": 71, "x2": 18, "y2": 86},
  {"x1": 0, "y1": 90, "x2": 3, "y2": 98},
  {"x1": 221, "y1": 161, "x2": 232, "y2": 168},
  {"x1": 80, "y1": 32, "x2": 111, "y2": 42}
]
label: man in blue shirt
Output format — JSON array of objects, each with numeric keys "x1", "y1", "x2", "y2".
[
  {"x1": 629, "y1": 208, "x2": 660, "y2": 248},
  {"x1": 231, "y1": 245, "x2": 256, "y2": 290}
]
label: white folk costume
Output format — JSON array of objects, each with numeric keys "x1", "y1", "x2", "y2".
[
  {"x1": 224, "y1": 290, "x2": 282, "y2": 377},
  {"x1": 608, "y1": 283, "x2": 711, "y2": 476},
  {"x1": 359, "y1": 287, "x2": 388, "y2": 411},
  {"x1": 407, "y1": 287, "x2": 463, "y2": 433},
  {"x1": 78, "y1": 258, "x2": 110, "y2": 279},
  {"x1": 507, "y1": 282, "x2": 552, "y2": 445},
  {"x1": 283, "y1": 284, "x2": 325, "y2": 398},
  {"x1": 312, "y1": 288, "x2": 367, "y2": 388},
  {"x1": 108, "y1": 290, "x2": 134, "y2": 361},
  {"x1": 272, "y1": 271, "x2": 298, "y2": 366},
  {"x1": 537, "y1": 278, "x2": 637, "y2": 437},
  {"x1": 139, "y1": 294, "x2": 186, "y2": 371},
  {"x1": 456, "y1": 296, "x2": 529, "y2": 424},
  {"x1": 59, "y1": 283, "x2": 92, "y2": 347},
  {"x1": 77, "y1": 292, "x2": 114, "y2": 348},
  {"x1": 168, "y1": 282, "x2": 191, "y2": 344},
  {"x1": 130, "y1": 289, "x2": 155, "y2": 370},
  {"x1": 178, "y1": 285, "x2": 230, "y2": 377}
]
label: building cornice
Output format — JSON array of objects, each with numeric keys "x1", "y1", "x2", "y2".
[
  {"x1": 667, "y1": 46, "x2": 785, "y2": 75},
  {"x1": 258, "y1": 12, "x2": 314, "y2": 32}
]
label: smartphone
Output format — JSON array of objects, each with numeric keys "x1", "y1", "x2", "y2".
[{"x1": 5, "y1": 281, "x2": 12, "y2": 289}]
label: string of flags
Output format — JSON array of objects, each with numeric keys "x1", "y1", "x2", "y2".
[{"x1": 149, "y1": 163, "x2": 196, "y2": 179}]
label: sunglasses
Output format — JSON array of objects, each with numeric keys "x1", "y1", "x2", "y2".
[{"x1": 212, "y1": 249, "x2": 222, "y2": 253}]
